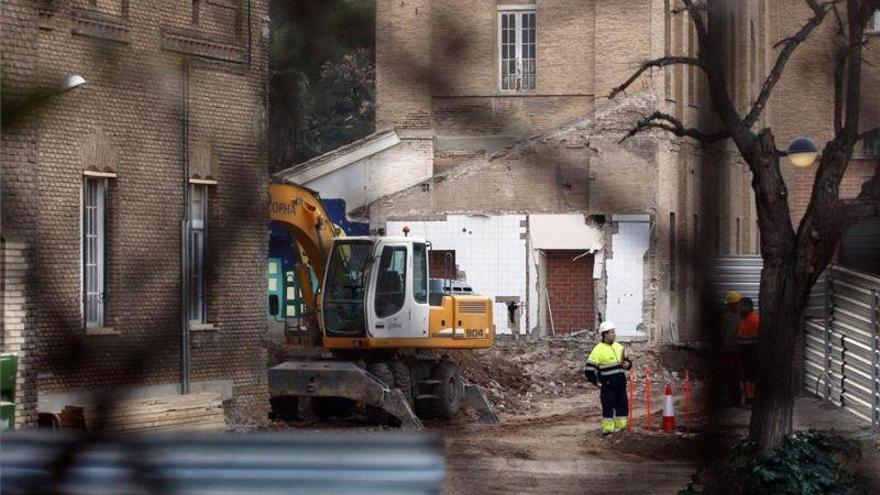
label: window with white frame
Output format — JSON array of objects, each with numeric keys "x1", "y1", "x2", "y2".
[
  {"x1": 189, "y1": 185, "x2": 208, "y2": 324},
  {"x1": 83, "y1": 177, "x2": 108, "y2": 328},
  {"x1": 859, "y1": 129, "x2": 880, "y2": 159},
  {"x1": 498, "y1": 7, "x2": 536, "y2": 91}
]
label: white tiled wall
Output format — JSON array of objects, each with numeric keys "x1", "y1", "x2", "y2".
[
  {"x1": 605, "y1": 217, "x2": 650, "y2": 337},
  {"x1": 387, "y1": 216, "x2": 534, "y2": 334}
]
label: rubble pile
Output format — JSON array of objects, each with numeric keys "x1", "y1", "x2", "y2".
[{"x1": 454, "y1": 334, "x2": 706, "y2": 414}]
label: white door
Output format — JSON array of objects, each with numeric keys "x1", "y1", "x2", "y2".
[
  {"x1": 368, "y1": 241, "x2": 427, "y2": 339},
  {"x1": 605, "y1": 216, "x2": 651, "y2": 338}
]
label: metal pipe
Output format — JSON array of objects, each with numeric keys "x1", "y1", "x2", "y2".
[{"x1": 180, "y1": 58, "x2": 191, "y2": 395}]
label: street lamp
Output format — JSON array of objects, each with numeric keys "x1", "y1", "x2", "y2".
[
  {"x1": 783, "y1": 137, "x2": 818, "y2": 167},
  {"x1": 59, "y1": 74, "x2": 87, "y2": 93}
]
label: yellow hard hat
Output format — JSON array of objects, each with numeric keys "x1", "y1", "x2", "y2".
[{"x1": 725, "y1": 291, "x2": 742, "y2": 304}]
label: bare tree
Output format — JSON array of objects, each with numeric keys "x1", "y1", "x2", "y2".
[{"x1": 613, "y1": 0, "x2": 880, "y2": 451}]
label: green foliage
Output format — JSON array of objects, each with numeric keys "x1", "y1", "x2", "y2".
[
  {"x1": 268, "y1": 0, "x2": 376, "y2": 172},
  {"x1": 679, "y1": 431, "x2": 868, "y2": 495}
]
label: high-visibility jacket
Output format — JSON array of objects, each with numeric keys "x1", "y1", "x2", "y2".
[
  {"x1": 737, "y1": 311, "x2": 760, "y2": 346},
  {"x1": 584, "y1": 342, "x2": 631, "y2": 389}
]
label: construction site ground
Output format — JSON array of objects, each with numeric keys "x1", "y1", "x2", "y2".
[{"x1": 261, "y1": 335, "x2": 880, "y2": 494}]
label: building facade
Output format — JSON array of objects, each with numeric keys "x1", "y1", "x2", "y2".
[
  {"x1": 274, "y1": 0, "x2": 879, "y2": 342},
  {"x1": 2, "y1": 0, "x2": 270, "y2": 427}
]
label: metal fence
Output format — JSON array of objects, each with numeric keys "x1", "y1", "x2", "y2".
[
  {"x1": 0, "y1": 431, "x2": 445, "y2": 495},
  {"x1": 712, "y1": 257, "x2": 880, "y2": 426},
  {"x1": 804, "y1": 264, "x2": 880, "y2": 426},
  {"x1": 711, "y1": 255, "x2": 763, "y2": 308}
]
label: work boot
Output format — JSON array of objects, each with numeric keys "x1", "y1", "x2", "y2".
[{"x1": 601, "y1": 419, "x2": 615, "y2": 435}]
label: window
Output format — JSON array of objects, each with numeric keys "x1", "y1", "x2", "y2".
[
  {"x1": 375, "y1": 246, "x2": 407, "y2": 318},
  {"x1": 189, "y1": 185, "x2": 208, "y2": 323},
  {"x1": 413, "y1": 243, "x2": 427, "y2": 304},
  {"x1": 83, "y1": 178, "x2": 108, "y2": 328},
  {"x1": 857, "y1": 129, "x2": 880, "y2": 159},
  {"x1": 871, "y1": 10, "x2": 880, "y2": 33},
  {"x1": 499, "y1": 8, "x2": 536, "y2": 91}
]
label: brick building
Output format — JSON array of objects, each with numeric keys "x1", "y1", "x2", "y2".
[
  {"x1": 2, "y1": 0, "x2": 269, "y2": 427},
  {"x1": 274, "y1": 1, "x2": 878, "y2": 341}
]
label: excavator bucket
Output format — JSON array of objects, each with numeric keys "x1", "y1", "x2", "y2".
[
  {"x1": 463, "y1": 382, "x2": 499, "y2": 424},
  {"x1": 269, "y1": 361, "x2": 423, "y2": 429}
]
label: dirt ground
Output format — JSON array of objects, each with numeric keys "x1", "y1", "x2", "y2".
[{"x1": 260, "y1": 335, "x2": 878, "y2": 494}]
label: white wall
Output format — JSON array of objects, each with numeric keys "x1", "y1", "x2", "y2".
[
  {"x1": 387, "y1": 215, "x2": 532, "y2": 335},
  {"x1": 306, "y1": 138, "x2": 433, "y2": 214},
  {"x1": 388, "y1": 213, "x2": 605, "y2": 335},
  {"x1": 605, "y1": 215, "x2": 651, "y2": 338}
]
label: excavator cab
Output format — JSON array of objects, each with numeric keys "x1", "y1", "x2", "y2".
[{"x1": 321, "y1": 237, "x2": 431, "y2": 343}]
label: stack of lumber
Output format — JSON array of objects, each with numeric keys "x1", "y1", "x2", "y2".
[{"x1": 59, "y1": 392, "x2": 225, "y2": 432}]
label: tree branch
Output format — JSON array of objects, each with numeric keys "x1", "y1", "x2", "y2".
[
  {"x1": 743, "y1": 0, "x2": 837, "y2": 129},
  {"x1": 608, "y1": 57, "x2": 705, "y2": 99},
  {"x1": 618, "y1": 111, "x2": 729, "y2": 144}
]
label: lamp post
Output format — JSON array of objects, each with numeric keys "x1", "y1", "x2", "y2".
[
  {"x1": 781, "y1": 137, "x2": 819, "y2": 167},
  {"x1": 59, "y1": 74, "x2": 87, "y2": 94}
]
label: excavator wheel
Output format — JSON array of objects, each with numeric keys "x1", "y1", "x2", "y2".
[
  {"x1": 390, "y1": 358, "x2": 413, "y2": 405},
  {"x1": 432, "y1": 360, "x2": 463, "y2": 420},
  {"x1": 366, "y1": 362, "x2": 396, "y2": 426}
]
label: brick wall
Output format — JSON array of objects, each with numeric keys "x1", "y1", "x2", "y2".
[
  {"x1": 2, "y1": 0, "x2": 269, "y2": 425},
  {"x1": 544, "y1": 250, "x2": 594, "y2": 334},
  {"x1": 1, "y1": 0, "x2": 41, "y2": 429}
]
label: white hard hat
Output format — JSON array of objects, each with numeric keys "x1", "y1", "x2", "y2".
[{"x1": 598, "y1": 321, "x2": 616, "y2": 333}]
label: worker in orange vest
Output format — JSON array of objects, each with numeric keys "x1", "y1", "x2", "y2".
[{"x1": 737, "y1": 297, "x2": 760, "y2": 406}]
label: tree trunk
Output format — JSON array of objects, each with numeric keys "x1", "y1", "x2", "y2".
[{"x1": 748, "y1": 254, "x2": 808, "y2": 451}]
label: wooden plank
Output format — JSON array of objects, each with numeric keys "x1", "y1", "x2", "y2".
[
  {"x1": 69, "y1": 393, "x2": 222, "y2": 412},
  {"x1": 77, "y1": 404, "x2": 223, "y2": 421},
  {"x1": 94, "y1": 412, "x2": 225, "y2": 431},
  {"x1": 84, "y1": 410, "x2": 225, "y2": 429}
]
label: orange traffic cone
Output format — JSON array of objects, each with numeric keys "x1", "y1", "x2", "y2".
[{"x1": 661, "y1": 383, "x2": 676, "y2": 433}]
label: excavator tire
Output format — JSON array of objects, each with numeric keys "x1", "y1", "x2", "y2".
[
  {"x1": 366, "y1": 362, "x2": 395, "y2": 426},
  {"x1": 390, "y1": 358, "x2": 413, "y2": 405},
  {"x1": 432, "y1": 360, "x2": 463, "y2": 420}
]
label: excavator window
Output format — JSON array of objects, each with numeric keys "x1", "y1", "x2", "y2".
[
  {"x1": 413, "y1": 243, "x2": 428, "y2": 304},
  {"x1": 323, "y1": 240, "x2": 372, "y2": 336},
  {"x1": 375, "y1": 246, "x2": 407, "y2": 318}
]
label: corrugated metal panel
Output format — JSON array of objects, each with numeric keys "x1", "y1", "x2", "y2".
[
  {"x1": 711, "y1": 255, "x2": 763, "y2": 308},
  {"x1": 803, "y1": 264, "x2": 880, "y2": 427},
  {"x1": 840, "y1": 216, "x2": 880, "y2": 275},
  {"x1": 0, "y1": 431, "x2": 445, "y2": 495}
]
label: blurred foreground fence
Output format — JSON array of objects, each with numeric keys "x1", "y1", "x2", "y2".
[
  {"x1": 805, "y1": 264, "x2": 880, "y2": 427},
  {"x1": 0, "y1": 431, "x2": 444, "y2": 495}
]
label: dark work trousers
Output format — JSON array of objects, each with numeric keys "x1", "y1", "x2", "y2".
[
  {"x1": 739, "y1": 344, "x2": 758, "y2": 384},
  {"x1": 600, "y1": 381, "x2": 629, "y2": 419}
]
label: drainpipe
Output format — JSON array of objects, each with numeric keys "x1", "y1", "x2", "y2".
[{"x1": 180, "y1": 58, "x2": 191, "y2": 395}]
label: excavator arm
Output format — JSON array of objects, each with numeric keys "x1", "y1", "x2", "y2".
[{"x1": 268, "y1": 183, "x2": 337, "y2": 334}]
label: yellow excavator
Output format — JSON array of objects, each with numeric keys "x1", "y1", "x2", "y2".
[{"x1": 267, "y1": 182, "x2": 497, "y2": 427}]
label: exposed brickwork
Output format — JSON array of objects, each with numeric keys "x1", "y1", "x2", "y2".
[
  {"x1": 2, "y1": 0, "x2": 269, "y2": 425},
  {"x1": 544, "y1": 251, "x2": 594, "y2": 334}
]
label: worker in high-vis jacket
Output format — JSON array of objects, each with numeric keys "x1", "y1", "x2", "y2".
[{"x1": 584, "y1": 321, "x2": 633, "y2": 434}]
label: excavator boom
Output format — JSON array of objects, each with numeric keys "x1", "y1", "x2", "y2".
[{"x1": 269, "y1": 183, "x2": 336, "y2": 323}]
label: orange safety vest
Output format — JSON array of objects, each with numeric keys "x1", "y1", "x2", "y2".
[{"x1": 737, "y1": 312, "x2": 759, "y2": 345}]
